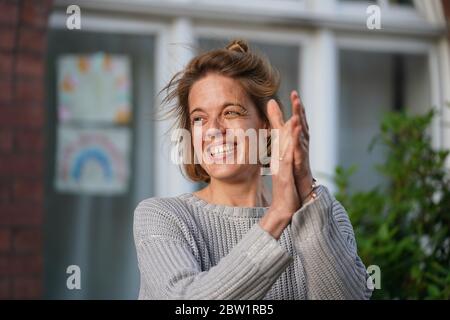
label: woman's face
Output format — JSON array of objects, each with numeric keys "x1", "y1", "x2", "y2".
[{"x1": 188, "y1": 73, "x2": 267, "y2": 183}]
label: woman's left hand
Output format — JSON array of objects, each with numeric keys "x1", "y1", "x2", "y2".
[{"x1": 289, "y1": 90, "x2": 314, "y2": 204}]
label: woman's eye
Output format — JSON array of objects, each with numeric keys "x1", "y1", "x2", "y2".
[
  {"x1": 191, "y1": 116, "x2": 204, "y2": 124},
  {"x1": 224, "y1": 111, "x2": 241, "y2": 117}
]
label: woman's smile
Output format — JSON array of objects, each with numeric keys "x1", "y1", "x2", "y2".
[{"x1": 205, "y1": 141, "x2": 238, "y2": 163}]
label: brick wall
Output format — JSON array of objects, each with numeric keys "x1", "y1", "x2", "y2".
[{"x1": 0, "y1": 0, "x2": 52, "y2": 300}]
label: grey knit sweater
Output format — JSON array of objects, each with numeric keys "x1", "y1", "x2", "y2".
[{"x1": 133, "y1": 184, "x2": 373, "y2": 300}]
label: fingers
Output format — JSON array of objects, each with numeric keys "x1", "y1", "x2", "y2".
[
  {"x1": 292, "y1": 117, "x2": 302, "y2": 167},
  {"x1": 299, "y1": 95, "x2": 309, "y2": 135},
  {"x1": 279, "y1": 117, "x2": 295, "y2": 169},
  {"x1": 290, "y1": 91, "x2": 301, "y2": 121},
  {"x1": 267, "y1": 99, "x2": 285, "y2": 129},
  {"x1": 268, "y1": 95, "x2": 307, "y2": 176},
  {"x1": 278, "y1": 118, "x2": 292, "y2": 160},
  {"x1": 286, "y1": 116, "x2": 298, "y2": 163},
  {"x1": 290, "y1": 90, "x2": 310, "y2": 140}
]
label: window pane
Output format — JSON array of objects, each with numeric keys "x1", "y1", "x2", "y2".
[
  {"x1": 338, "y1": 50, "x2": 430, "y2": 192},
  {"x1": 45, "y1": 30, "x2": 155, "y2": 299}
]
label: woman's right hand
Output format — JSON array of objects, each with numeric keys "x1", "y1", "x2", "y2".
[{"x1": 259, "y1": 99, "x2": 302, "y2": 240}]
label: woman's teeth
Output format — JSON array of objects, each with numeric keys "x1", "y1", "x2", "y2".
[{"x1": 210, "y1": 144, "x2": 235, "y2": 157}]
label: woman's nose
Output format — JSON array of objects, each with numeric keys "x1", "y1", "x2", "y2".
[{"x1": 205, "y1": 117, "x2": 227, "y2": 139}]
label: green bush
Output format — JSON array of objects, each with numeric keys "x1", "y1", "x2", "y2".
[{"x1": 334, "y1": 110, "x2": 450, "y2": 299}]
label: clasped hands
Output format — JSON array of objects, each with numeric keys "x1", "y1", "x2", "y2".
[{"x1": 266, "y1": 90, "x2": 315, "y2": 221}]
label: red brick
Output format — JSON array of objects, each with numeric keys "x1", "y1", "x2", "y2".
[
  {"x1": 0, "y1": 154, "x2": 43, "y2": 177},
  {"x1": 0, "y1": 229, "x2": 12, "y2": 252},
  {"x1": 0, "y1": 1, "x2": 19, "y2": 26},
  {"x1": 13, "y1": 228, "x2": 41, "y2": 253},
  {"x1": 0, "y1": 256, "x2": 5, "y2": 274},
  {"x1": 16, "y1": 53, "x2": 44, "y2": 78},
  {"x1": 0, "y1": 0, "x2": 51, "y2": 302},
  {"x1": 0, "y1": 26, "x2": 16, "y2": 51},
  {"x1": 12, "y1": 275, "x2": 42, "y2": 299},
  {"x1": 20, "y1": 0, "x2": 52, "y2": 29},
  {"x1": 444, "y1": 0, "x2": 450, "y2": 19},
  {"x1": 12, "y1": 178, "x2": 43, "y2": 202},
  {"x1": 0, "y1": 129, "x2": 14, "y2": 152},
  {"x1": 15, "y1": 129, "x2": 44, "y2": 152},
  {"x1": 15, "y1": 79, "x2": 44, "y2": 104},
  {"x1": 18, "y1": 28, "x2": 46, "y2": 53},
  {"x1": 0, "y1": 278, "x2": 10, "y2": 299},
  {"x1": 0, "y1": 254, "x2": 42, "y2": 277},
  {"x1": 0, "y1": 180, "x2": 11, "y2": 203},
  {"x1": 0, "y1": 52, "x2": 14, "y2": 78},
  {"x1": 0, "y1": 79, "x2": 13, "y2": 105},
  {"x1": 0, "y1": 106, "x2": 44, "y2": 128},
  {"x1": 0, "y1": 203, "x2": 42, "y2": 226}
]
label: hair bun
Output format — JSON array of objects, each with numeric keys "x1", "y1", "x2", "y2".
[{"x1": 226, "y1": 39, "x2": 248, "y2": 54}]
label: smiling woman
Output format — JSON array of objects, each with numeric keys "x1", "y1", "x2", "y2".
[
  {"x1": 162, "y1": 40, "x2": 280, "y2": 184},
  {"x1": 188, "y1": 73, "x2": 269, "y2": 181},
  {"x1": 133, "y1": 39, "x2": 373, "y2": 300}
]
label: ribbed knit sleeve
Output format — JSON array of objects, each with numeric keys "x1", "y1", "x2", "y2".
[
  {"x1": 133, "y1": 199, "x2": 293, "y2": 300},
  {"x1": 290, "y1": 185, "x2": 373, "y2": 300}
]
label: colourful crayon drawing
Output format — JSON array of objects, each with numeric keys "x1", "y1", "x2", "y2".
[
  {"x1": 57, "y1": 53, "x2": 132, "y2": 124},
  {"x1": 55, "y1": 127, "x2": 131, "y2": 194}
]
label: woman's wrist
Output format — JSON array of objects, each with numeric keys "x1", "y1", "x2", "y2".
[
  {"x1": 298, "y1": 176, "x2": 318, "y2": 205},
  {"x1": 297, "y1": 175, "x2": 314, "y2": 199},
  {"x1": 259, "y1": 207, "x2": 291, "y2": 240}
]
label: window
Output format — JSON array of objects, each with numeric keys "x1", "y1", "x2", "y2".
[
  {"x1": 338, "y1": 50, "x2": 430, "y2": 192},
  {"x1": 45, "y1": 30, "x2": 155, "y2": 299}
]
